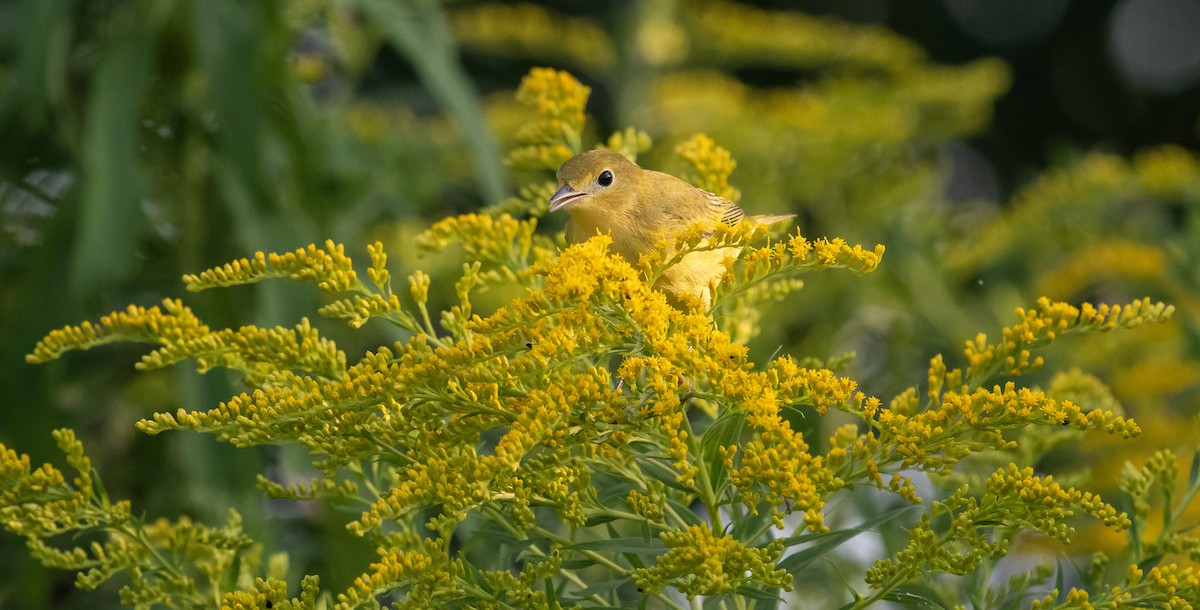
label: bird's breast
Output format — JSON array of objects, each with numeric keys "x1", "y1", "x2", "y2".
[{"x1": 567, "y1": 208, "x2": 652, "y2": 263}]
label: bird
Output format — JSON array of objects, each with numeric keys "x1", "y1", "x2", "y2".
[{"x1": 549, "y1": 149, "x2": 793, "y2": 309}]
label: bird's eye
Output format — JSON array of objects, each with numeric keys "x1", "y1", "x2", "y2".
[{"x1": 598, "y1": 170, "x2": 614, "y2": 187}]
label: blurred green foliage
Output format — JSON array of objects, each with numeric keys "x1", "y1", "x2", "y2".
[{"x1": 1, "y1": 1, "x2": 1198, "y2": 608}]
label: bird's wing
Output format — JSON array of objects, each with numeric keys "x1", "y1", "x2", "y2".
[
  {"x1": 699, "y1": 189, "x2": 746, "y2": 226},
  {"x1": 696, "y1": 187, "x2": 796, "y2": 229}
]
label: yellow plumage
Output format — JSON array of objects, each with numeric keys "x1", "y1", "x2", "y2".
[{"x1": 549, "y1": 150, "x2": 793, "y2": 307}]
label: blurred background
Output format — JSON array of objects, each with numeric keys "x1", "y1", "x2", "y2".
[{"x1": 2, "y1": 0, "x2": 1198, "y2": 607}]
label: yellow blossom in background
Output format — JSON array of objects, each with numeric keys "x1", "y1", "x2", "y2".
[
  {"x1": 1035, "y1": 241, "x2": 1166, "y2": 300},
  {"x1": 1133, "y1": 145, "x2": 1200, "y2": 196},
  {"x1": 685, "y1": 0, "x2": 927, "y2": 72},
  {"x1": 949, "y1": 146, "x2": 1200, "y2": 279},
  {"x1": 450, "y1": 3, "x2": 616, "y2": 77}
]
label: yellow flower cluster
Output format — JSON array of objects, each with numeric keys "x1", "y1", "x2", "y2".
[
  {"x1": 1120, "y1": 449, "x2": 1178, "y2": 522},
  {"x1": 16, "y1": 225, "x2": 1187, "y2": 607},
  {"x1": 632, "y1": 523, "x2": 791, "y2": 598},
  {"x1": 962, "y1": 297, "x2": 1173, "y2": 385},
  {"x1": 1117, "y1": 447, "x2": 1200, "y2": 565},
  {"x1": 27, "y1": 298, "x2": 205, "y2": 364},
  {"x1": 484, "y1": 235, "x2": 880, "y2": 532},
  {"x1": 829, "y1": 379, "x2": 1141, "y2": 512},
  {"x1": 1134, "y1": 145, "x2": 1200, "y2": 195},
  {"x1": 59, "y1": 202, "x2": 1173, "y2": 606},
  {"x1": 818, "y1": 295, "x2": 1163, "y2": 519},
  {"x1": 0, "y1": 430, "x2": 91, "y2": 539},
  {"x1": 183, "y1": 240, "x2": 358, "y2": 293},
  {"x1": 867, "y1": 465, "x2": 1128, "y2": 602},
  {"x1": 768, "y1": 358, "x2": 867, "y2": 416},
  {"x1": 721, "y1": 361, "x2": 871, "y2": 524},
  {"x1": 674, "y1": 134, "x2": 742, "y2": 202},
  {"x1": 255, "y1": 474, "x2": 358, "y2": 503},
  {"x1": 479, "y1": 552, "x2": 565, "y2": 609},
  {"x1": 220, "y1": 575, "x2": 321, "y2": 610},
  {"x1": 931, "y1": 387, "x2": 1085, "y2": 464},
  {"x1": 626, "y1": 481, "x2": 667, "y2": 524},
  {"x1": 628, "y1": 214, "x2": 882, "y2": 321},
  {"x1": 508, "y1": 68, "x2": 590, "y2": 170},
  {"x1": 1, "y1": 431, "x2": 269, "y2": 607},
  {"x1": 27, "y1": 299, "x2": 346, "y2": 386},
  {"x1": 986, "y1": 465, "x2": 1130, "y2": 537},
  {"x1": 320, "y1": 293, "x2": 410, "y2": 330},
  {"x1": 334, "y1": 539, "x2": 455, "y2": 610},
  {"x1": 1046, "y1": 368, "x2": 1123, "y2": 417},
  {"x1": 709, "y1": 226, "x2": 885, "y2": 314},
  {"x1": 416, "y1": 212, "x2": 554, "y2": 282},
  {"x1": 1032, "y1": 562, "x2": 1200, "y2": 610},
  {"x1": 643, "y1": 52, "x2": 1008, "y2": 226},
  {"x1": 863, "y1": 512, "x2": 999, "y2": 592}
]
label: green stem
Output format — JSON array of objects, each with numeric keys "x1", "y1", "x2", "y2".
[
  {"x1": 662, "y1": 500, "x2": 690, "y2": 530},
  {"x1": 1166, "y1": 465, "x2": 1200, "y2": 531},
  {"x1": 477, "y1": 505, "x2": 677, "y2": 608},
  {"x1": 683, "y1": 414, "x2": 723, "y2": 533},
  {"x1": 587, "y1": 507, "x2": 673, "y2": 533},
  {"x1": 588, "y1": 458, "x2": 694, "y2": 529}
]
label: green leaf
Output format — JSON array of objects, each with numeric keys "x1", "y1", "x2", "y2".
[
  {"x1": 777, "y1": 528, "x2": 862, "y2": 574},
  {"x1": 750, "y1": 592, "x2": 784, "y2": 610},
  {"x1": 700, "y1": 410, "x2": 745, "y2": 498},
  {"x1": 508, "y1": 536, "x2": 553, "y2": 563},
  {"x1": 1053, "y1": 561, "x2": 1066, "y2": 603},
  {"x1": 883, "y1": 584, "x2": 950, "y2": 609},
  {"x1": 776, "y1": 504, "x2": 919, "y2": 574},
  {"x1": 560, "y1": 559, "x2": 597, "y2": 570},
  {"x1": 457, "y1": 551, "x2": 492, "y2": 594},
  {"x1": 608, "y1": 522, "x2": 647, "y2": 569},
  {"x1": 1122, "y1": 494, "x2": 1142, "y2": 559},
  {"x1": 631, "y1": 450, "x2": 694, "y2": 492},
  {"x1": 561, "y1": 578, "x2": 626, "y2": 601},
  {"x1": 732, "y1": 500, "x2": 774, "y2": 543},
  {"x1": 353, "y1": 0, "x2": 508, "y2": 203},
  {"x1": 734, "y1": 584, "x2": 786, "y2": 603},
  {"x1": 566, "y1": 537, "x2": 666, "y2": 554},
  {"x1": 71, "y1": 24, "x2": 153, "y2": 303},
  {"x1": 1138, "y1": 553, "x2": 1164, "y2": 572},
  {"x1": 776, "y1": 503, "x2": 918, "y2": 548},
  {"x1": 584, "y1": 514, "x2": 620, "y2": 527},
  {"x1": 666, "y1": 498, "x2": 704, "y2": 526}
]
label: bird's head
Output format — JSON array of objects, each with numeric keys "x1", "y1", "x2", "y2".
[{"x1": 549, "y1": 150, "x2": 639, "y2": 214}]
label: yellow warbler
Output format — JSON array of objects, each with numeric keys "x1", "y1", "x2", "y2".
[{"x1": 550, "y1": 149, "x2": 793, "y2": 308}]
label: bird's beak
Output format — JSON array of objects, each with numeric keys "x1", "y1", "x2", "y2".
[{"x1": 548, "y1": 185, "x2": 586, "y2": 212}]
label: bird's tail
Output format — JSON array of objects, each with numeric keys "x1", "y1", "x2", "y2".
[{"x1": 748, "y1": 214, "x2": 796, "y2": 225}]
